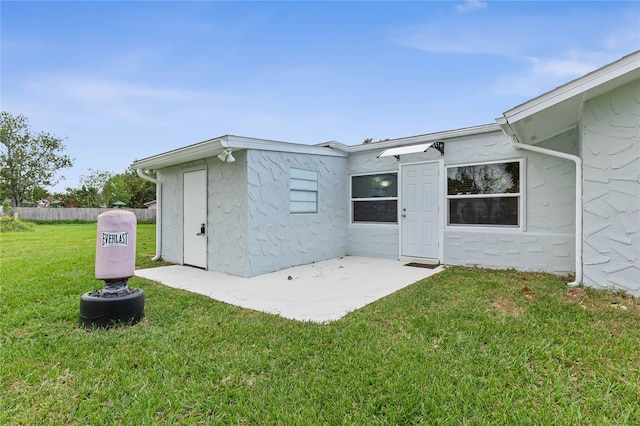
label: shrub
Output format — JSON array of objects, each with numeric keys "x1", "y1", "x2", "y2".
[
  {"x1": 1, "y1": 200, "x2": 14, "y2": 217},
  {"x1": 0, "y1": 216, "x2": 35, "y2": 232}
]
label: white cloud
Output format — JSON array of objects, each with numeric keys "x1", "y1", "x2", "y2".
[
  {"x1": 28, "y1": 76, "x2": 204, "y2": 103},
  {"x1": 456, "y1": 0, "x2": 487, "y2": 14},
  {"x1": 396, "y1": 9, "x2": 639, "y2": 99},
  {"x1": 398, "y1": 31, "x2": 509, "y2": 56}
]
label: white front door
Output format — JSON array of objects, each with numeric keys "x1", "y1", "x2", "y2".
[
  {"x1": 183, "y1": 169, "x2": 207, "y2": 268},
  {"x1": 401, "y1": 162, "x2": 439, "y2": 259}
]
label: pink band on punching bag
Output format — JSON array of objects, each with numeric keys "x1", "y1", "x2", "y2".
[{"x1": 95, "y1": 210, "x2": 137, "y2": 280}]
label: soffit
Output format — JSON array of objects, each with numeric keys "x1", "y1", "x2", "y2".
[{"x1": 501, "y1": 51, "x2": 640, "y2": 145}]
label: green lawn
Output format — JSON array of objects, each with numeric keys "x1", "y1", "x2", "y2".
[{"x1": 1, "y1": 223, "x2": 638, "y2": 425}]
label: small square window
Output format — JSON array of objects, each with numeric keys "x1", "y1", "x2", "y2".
[{"x1": 290, "y1": 168, "x2": 318, "y2": 214}]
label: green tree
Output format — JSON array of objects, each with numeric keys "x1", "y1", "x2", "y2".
[
  {"x1": 121, "y1": 167, "x2": 155, "y2": 208},
  {"x1": 78, "y1": 168, "x2": 112, "y2": 207},
  {"x1": 103, "y1": 174, "x2": 132, "y2": 207},
  {"x1": 62, "y1": 185, "x2": 101, "y2": 208},
  {"x1": 0, "y1": 111, "x2": 73, "y2": 206}
]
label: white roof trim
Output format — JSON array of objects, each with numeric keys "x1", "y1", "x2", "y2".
[
  {"x1": 503, "y1": 51, "x2": 640, "y2": 123},
  {"x1": 132, "y1": 135, "x2": 347, "y2": 170},
  {"x1": 377, "y1": 142, "x2": 436, "y2": 158},
  {"x1": 347, "y1": 124, "x2": 500, "y2": 153}
]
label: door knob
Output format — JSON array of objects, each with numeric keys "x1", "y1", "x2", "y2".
[{"x1": 197, "y1": 223, "x2": 205, "y2": 235}]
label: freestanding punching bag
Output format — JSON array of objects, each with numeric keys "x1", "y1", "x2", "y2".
[{"x1": 79, "y1": 210, "x2": 145, "y2": 328}]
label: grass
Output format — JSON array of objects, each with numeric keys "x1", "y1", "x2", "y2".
[
  {"x1": 0, "y1": 216, "x2": 36, "y2": 232},
  {"x1": 1, "y1": 224, "x2": 639, "y2": 425}
]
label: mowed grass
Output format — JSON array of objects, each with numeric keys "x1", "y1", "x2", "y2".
[{"x1": 1, "y1": 224, "x2": 639, "y2": 425}]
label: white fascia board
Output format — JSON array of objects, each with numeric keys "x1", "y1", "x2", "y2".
[
  {"x1": 132, "y1": 135, "x2": 347, "y2": 170},
  {"x1": 132, "y1": 138, "x2": 225, "y2": 170},
  {"x1": 314, "y1": 140, "x2": 352, "y2": 153},
  {"x1": 503, "y1": 51, "x2": 640, "y2": 123},
  {"x1": 224, "y1": 135, "x2": 348, "y2": 157},
  {"x1": 347, "y1": 124, "x2": 500, "y2": 154}
]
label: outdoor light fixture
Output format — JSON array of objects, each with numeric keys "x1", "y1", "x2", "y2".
[{"x1": 217, "y1": 148, "x2": 235, "y2": 163}]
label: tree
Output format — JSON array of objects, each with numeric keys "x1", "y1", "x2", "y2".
[
  {"x1": 103, "y1": 174, "x2": 132, "y2": 207},
  {"x1": 0, "y1": 111, "x2": 73, "y2": 206},
  {"x1": 77, "y1": 168, "x2": 112, "y2": 207},
  {"x1": 26, "y1": 186, "x2": 50, "y2": 206},
  {"x1": 120, "y1": 167, "x2": 155, "y2": 208}
]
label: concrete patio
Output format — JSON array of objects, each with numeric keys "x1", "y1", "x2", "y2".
[{"x1": 135, "y1": 256, "x2": 444, "y2": 323}]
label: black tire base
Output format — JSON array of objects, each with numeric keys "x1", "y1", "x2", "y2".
[{"x1": 79, "y1": 289, "x2": 145, "y2": 329}]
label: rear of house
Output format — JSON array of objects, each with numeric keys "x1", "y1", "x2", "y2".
[{"x1": 132, "y1": 51, "x2": 639, "y2": 296}]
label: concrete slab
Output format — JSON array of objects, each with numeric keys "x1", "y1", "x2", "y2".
[{"x1": 135, "y1": 256, "x2": 443, "y2": 323}]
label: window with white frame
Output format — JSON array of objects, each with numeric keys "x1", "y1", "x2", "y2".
[
  {"x1": 446, "y1": 160, "x2": 522, "y2": 227},
  {"x1": 351, "y1": 172, "x2": 398, "y2": 223},
  {"x1": 290, "y1": 168, "x2": 318, "y2": 214}
]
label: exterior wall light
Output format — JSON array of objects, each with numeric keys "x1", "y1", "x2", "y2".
[{"x1": 217, "y1": 148, "x2": 235, "y2": 163}]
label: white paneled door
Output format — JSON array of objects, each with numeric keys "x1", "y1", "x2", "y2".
[
  {"x1": 401, "y1": 162, "x2": 439, "y2": 259},
  {"x1": 183, "y1": 169, "x2": 207, "y2": 268}
]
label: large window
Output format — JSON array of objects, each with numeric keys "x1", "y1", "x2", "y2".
[
  {"x1": 351, "y1": 172, "x2": 398, "y2": 223},
  {"x1": 447, "y1": 160, "x2": 522, "y2": 227},
  {"x1": 290, "y1": 168, "x2": 318, "y2": 214}
]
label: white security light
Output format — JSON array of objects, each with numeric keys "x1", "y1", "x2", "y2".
[{"x1": 217, "y1": 148, "x2": 235, "y2": 163}]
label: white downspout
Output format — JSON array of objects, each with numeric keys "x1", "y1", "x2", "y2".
[
  {"x1": 500, "y1": 124, "x2": 582, "y2": 286},
  {"x1": 136, "y1": 168, "x2": 162, "y2": 262}
]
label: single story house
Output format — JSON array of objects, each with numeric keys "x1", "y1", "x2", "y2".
[
  {"x1": 143, "y1": 200, "x2": 157, "y2": 209},
  {"x1": 133, "y1": 51, "x2": 640, "y2": 296}
]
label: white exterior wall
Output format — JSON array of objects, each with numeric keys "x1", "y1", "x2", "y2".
[
  {"x1": 347, "y1": 151, "x2": 407, "y2": 258},
  {"x1": 581, "y1": 80, "x2": 640, "y2": 295},
  {"x1": 157, "y1": 160, "x2": 204, "y2": 265},
  {"x1": 157, "y1": 154, "x2": 249, "y2": 276},
  {"x1": 207, "y1": 153, "x2": 250, "y2": 276},
  {"x1": 347, "y1": 130, "x2": 576, "y2": 274},
  {"x1": 246, "y1": 150, "x2": 349, "y2": 276},
  {"x1": 444, "y1": 131, "x2": 576, "y2": 274}
]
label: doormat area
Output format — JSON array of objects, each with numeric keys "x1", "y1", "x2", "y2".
[{"x1": 404, "y1": 262, "x2": 440, "y2": 269}]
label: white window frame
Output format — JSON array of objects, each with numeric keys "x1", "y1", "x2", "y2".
[
  {"x1": 445, "y1": 158, "x2": 524, "y2": 229},
  {"x1": 290, "y1": 168, "x2": 318, "y2": 214},
  {"x1": 350, "y1": 171, "x2": 398, "y2": 224}
]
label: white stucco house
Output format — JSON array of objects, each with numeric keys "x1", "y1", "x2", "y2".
[{"x1": 133, "y1": 52, "x2": 640, "y2": 296}]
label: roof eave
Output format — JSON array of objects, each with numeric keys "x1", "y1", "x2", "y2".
[
  {"x1": 346, "y1": 123, "x2": 501, "y2": 153},
  {"x1": 132, "y1": 135, "x2": 348, "y2": 170},
  {"x1": 503, "y1": 51, "x2": 640, "y2": 123}
]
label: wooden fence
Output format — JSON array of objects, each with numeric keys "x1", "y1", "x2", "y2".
[{"x1": 15, "y1": 207, "x2": 156, "y2": 222}]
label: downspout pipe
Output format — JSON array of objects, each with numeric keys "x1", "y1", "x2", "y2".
[
  {"x1": 498, "y1": 121, "x2": 582, "y2": 286},
  {"x1": 136, "y1": 168, "x2": 162, "y2": 262}
]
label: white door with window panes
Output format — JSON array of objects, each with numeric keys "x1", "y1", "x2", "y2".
[{"x1": 401, "y1": 162, "x2": 439, "y2": 258}]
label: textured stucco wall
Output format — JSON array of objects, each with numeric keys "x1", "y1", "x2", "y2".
[
  {"x1": 157, "y1": 159, "x2": 208, "y2": 265},
  {"x1": 156, "y1": 155, "x2": 249, "y2": 275},
  {"x1": 207, "y1": 153, "x2": 249, "y2": 276},
  {"x1": 443, "y1": 131, "x2": 576, "y2": 274},
  {"x1": 347, "y1": 151, "x2": 406, "y2": 258},
  {"x1": 246, "y1": 150, "x2": 349, "y2": 276},
  {"x1": 582, "y1": 79, "x2": 640, "y2": 295},
  {"x1": 347, "y1": 130, "x2": 576, "y2": 273}
]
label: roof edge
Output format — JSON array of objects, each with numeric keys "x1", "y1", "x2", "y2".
[
  {"x1": 503, "y1": 50, "x2": 640, "y2": 122},
  {"x1": 345, "y1": 123, "x2": 501, "y2": 153}
]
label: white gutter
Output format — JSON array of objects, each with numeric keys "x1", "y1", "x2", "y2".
[
  {"x1": 497, "y1": 118, "x2": 582, "y2": 286},
  {"x1": 136, "y1": 169, "x2": 162, "y2": 262}
]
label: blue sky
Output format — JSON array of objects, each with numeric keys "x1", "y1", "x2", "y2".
[{"x1": 2, "y1": 1, "x2": 639, "y2": 191}]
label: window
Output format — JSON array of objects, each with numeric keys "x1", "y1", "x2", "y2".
[
  {"x1": 446, "y1": 160, "x2": 522, "y2": 227},
  {"x1": 351, "y1": 172, "x2": 398, "y2": 223},
  {"x1": 290, "y1": 168, "x2": 318, "y2": 213}
]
